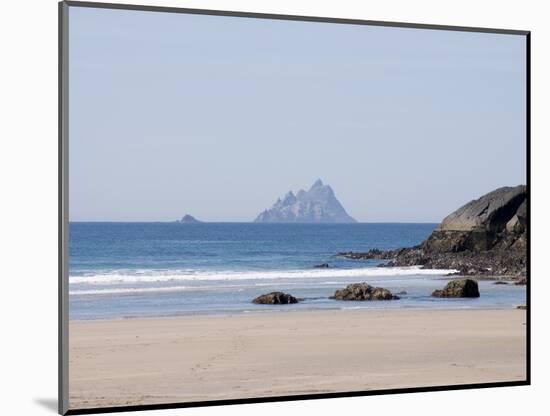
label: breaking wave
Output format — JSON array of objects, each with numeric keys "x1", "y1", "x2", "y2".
[{"x1": 69, "y1": 266, "x2": 456, "y2": 286}]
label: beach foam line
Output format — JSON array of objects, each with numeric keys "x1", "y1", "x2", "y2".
[
  {"x1": 70, "y1": 282, "x2": 291, "y2": 296},
  {"x1": 69, "y1": 266, "x2": 457, "y2": 285},
  {"x1": 69, "y1": 286, "x2": 195, "y2": 296}
]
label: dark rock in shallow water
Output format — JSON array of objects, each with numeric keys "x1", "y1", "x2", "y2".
[
  {"x1": 516, "y1": 305, "x2": 527, "y2": 310},
  {"x1": 494, "y1": 281, "x2": 509, "y2": 285},
  {"x1": 314, "y1": 263, "x2": 330, "y2": 268},
  {"x1": 431, "y1": 279, "x2": 480, "y2": 298},
  {"x1": 338, "y1": 248, "x2": 401, "y2": 260},
  {"x1": 331, "y1": 283, "x2": 399, "y2": 301},
  {"x1": 252, "y1": 292, "x2": 298, "y2": 304}
]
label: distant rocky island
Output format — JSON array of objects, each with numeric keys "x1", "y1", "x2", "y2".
[
  {"x1": 255, "y1": 179, "x2": 356, "y2": 223},
  {"x1": 339, "y1": 185, "x2": 527, "y2": 280},
  {"x1": 177, "y1": 214, "x2": 202, "y2": 224}
]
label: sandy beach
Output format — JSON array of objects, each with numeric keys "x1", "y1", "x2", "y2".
[{"x1": 69, "y1": 309, "x2": 527, "y2": 409}]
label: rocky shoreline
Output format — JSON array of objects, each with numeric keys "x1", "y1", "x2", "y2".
[
  {"x1": 338, "y1": 245, "x2": 526, "y2": 280},
  {"x1": 339, "y1": 186, "x2": 527, "y2": 281}
]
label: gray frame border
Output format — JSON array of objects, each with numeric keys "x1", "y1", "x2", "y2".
[
  {"x1": 59, "y1": 2, "x2": 531, "y2": 415},
  {"x1": 59, "y1": 2, "x2": 70, "y2": 414}
]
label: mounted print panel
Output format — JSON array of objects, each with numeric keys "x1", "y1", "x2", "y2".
[{"x1": 59, "y1": 2, "x2": 529, "y2": 414}]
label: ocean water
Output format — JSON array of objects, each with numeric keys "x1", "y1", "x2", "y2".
[{"x1": 69, "y1": 223, "x2": 526, "y2": 320}]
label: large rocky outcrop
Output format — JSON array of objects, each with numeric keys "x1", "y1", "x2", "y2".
[
  {"x1": 338, "y1": 185, "x2": 527, "y2": 279},
  {"x1": 423, "y1": 186, "x2": 526, "y2": 253},
  {"x1": 437, "y1": 186, "x2": 526, "y2": 232},
  {"x1": 254, "y1": 179, "x2": 356, "y2": 223},
  {"x1": 330, "y1": 283, "x2": 400, "y2": 301}
]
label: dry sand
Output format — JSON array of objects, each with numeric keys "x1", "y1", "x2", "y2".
[{"x1": 69, "y1": 309, "x2": 527, "y2": 409}]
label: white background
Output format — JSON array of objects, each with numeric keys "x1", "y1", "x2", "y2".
[{"x1": 0, "y1": 0, "x2": 547, "y2": 415}]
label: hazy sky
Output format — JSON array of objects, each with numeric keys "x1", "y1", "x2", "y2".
[{"x1": 69, "y1": 6, "x2": 526, "y2": 222}]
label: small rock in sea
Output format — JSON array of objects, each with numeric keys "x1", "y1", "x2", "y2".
[
  {"x1": 515, "y1": 278, "x2": 527, "y2": 286},
  {"x1": 314, "y1": 263, "x2": 330, "y2": 268},
  {"x1": 330, "y1": 283, "x2": 399, "y2": 301},
  {"x1": 397, "y1": 290, "x2": 408, "y2": 295},
  {"x1": 516, "y1": 305, "x2": 527, "y2": 310},
  {"x1": 178, "y1": 214, "x2": 201, "y2": 223},
  {"x1": 431, "y1": 279, "x2": 480, "y2": 298},
  {"x1": 252, "y1": 292, "x2": 298, "y2": 304},
  {"x1": 494, "y1": 281, "x2": 509, "y2": 285}
]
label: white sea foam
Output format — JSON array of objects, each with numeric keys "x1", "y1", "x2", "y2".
[
  {"x1": 69, "y1": 266, "x2": 456, "y2": 286},
  {"x1": 69, "y1": 286, "x2": 194, "y2": 296}
]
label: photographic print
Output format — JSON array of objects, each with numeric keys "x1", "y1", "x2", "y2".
[{"x1": 61, "y1": 2, "x2": 529, "y2": 413}]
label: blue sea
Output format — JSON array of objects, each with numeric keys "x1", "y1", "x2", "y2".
[{"x1": 69, "y1": 223, "x2": 526, "y2": 320}]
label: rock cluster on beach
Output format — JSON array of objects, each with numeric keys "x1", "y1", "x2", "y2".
[
  {"x1": 330, "y1": 283, "x2": 400, "y2": 301},
  {"x1": 253, "y1": 280, "x2": 483, "y2": 304},
  {"x1": 431, "y1": 279, "x2": 480, "y2": 298},
  {"x1": 252, "y1": 292, "x2": 299, "y2": 304},
  {"x1": 252, "y1": 284, "x2": 402, "y2": 304},
  {"x1": 338, "y1": 185, "x2": 527, "y2": 281}
]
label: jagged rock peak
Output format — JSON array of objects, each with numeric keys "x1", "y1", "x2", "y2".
[
  {"x1": 282, "y1": 191, "x2": 297, "y2": 205},
  {"x1": 254, "y1": 179, "x2": 356, "y2": 223},
  {"x1": 310, "y1": 179, "x2": 324, "y2": 189}
]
